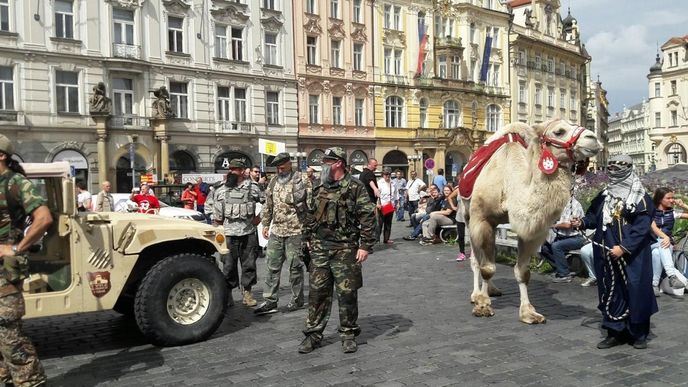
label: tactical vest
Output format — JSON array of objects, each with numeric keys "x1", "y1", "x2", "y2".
[
  {"x1": 0, "y1": 172, "x2": 26, "y2": 243},
  {"x1": 223, "y1": 185, "x2": 255, "y2": 221},
  {"x1": 314, "y1": 183, "x2": 355, "y2": 230}
]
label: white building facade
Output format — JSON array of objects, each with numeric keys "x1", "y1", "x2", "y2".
[
  {"x1": 0, "y1": 0, "x2": 298, "y2": 192},
  {"x1": 607, "y1": 101, "x2": 654, "y2": 174}
]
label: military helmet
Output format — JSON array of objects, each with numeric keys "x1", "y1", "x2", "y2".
[{"x1": 0, "y1": 134, "x2": 14, "y2": 155}]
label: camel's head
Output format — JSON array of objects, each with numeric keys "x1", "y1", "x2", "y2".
[{"x1": 533, "y1": 119, "x2": 602, "y2": 174}]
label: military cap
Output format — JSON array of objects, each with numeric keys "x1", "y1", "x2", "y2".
[
  {"x1": 227, "y1": 158, "x2": 246, "y2": 169},
  {"x1": 322, "y1": 147, "x2": 347, "y2": 164},
  {"x1": 270, "y1": 152, "x2": 292, "y2": 167},
  {"x1": 0, "y1": 134, "x2": 13, "y2": 155}
]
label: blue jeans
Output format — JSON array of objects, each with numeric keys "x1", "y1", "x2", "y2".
[
  {"x1": 407, "y1": 200, "x2": 419, "y2": 224},
  {"x1": 651, "y1": 238, "x2": 686, "y2": 286},
  {"x1": 579, "y1": 243, "x2": 595, "y2": 280},
  {"x1": 410, "y1": 214, "x2": 430, "y2": 238},
  {"x1": 394, "y1": 196, "x2": 406, "y2": 220},
  {"x1": 541, "y1": 235, "x2": 586, "y2": 277}
]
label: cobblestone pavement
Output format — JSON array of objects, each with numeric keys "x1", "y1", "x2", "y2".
[{"x1": 23, "y1": 224, "x2": 688, "y2": 386}]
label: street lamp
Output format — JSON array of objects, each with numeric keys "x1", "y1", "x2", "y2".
[{"x1": 407, "y1": 153, "x2": 422, "y2": 173}]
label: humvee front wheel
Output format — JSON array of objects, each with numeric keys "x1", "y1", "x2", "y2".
[{"x1": 134, "y1": 253, "x2": 228, "y2": 346}]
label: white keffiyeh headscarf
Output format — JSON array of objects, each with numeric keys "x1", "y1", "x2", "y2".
[{"x1": 601, "y1": 155, "x2": 646, "y2": 230}]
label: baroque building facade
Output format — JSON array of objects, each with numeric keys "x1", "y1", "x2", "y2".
[
  {"x1": 293, "y1": 0, "x2": 376, "y2": 171},
  {"x1": 373, "y1": 0, "x2": 511, "y2": 180},
  {"x1": 607, "y1": 100, "x2": 654, "y2": 174},
  {"x1": 647, "y1": 35, "x2": 688, "y2": 170},
  {"x1": 0, "y1": 0, "x2": 298, "y2": 192},
  {"x1": 508, "y1": 0, "x2": 587, "y2": 127}
]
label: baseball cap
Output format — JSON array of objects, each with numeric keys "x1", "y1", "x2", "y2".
[{"x1": 322, "y1": 147, "x2": 347, "y2": 164}]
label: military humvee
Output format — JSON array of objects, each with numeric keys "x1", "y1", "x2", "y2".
[{"x1": 20, "y1": 162, "x2": 229, "y2": 346}]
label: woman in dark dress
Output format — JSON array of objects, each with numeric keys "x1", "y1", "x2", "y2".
[{"x1": 573, "y1": 155, "x2": 657, "y2": 350}]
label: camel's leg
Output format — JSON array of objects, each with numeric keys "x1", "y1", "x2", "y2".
[
  {"x1": 515, "y1": 237, "x2": 546, "y2": 324},
  {"x1": 470, "y1": 253, "x2": 480, "y2": 303},
  {"x1": 469, "y1": 220, "x2": 496, "y2": 317}
]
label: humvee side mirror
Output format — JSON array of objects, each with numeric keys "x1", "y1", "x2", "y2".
[{"x1": 63, "y1": 179, "x2": 76, "y2": 215}]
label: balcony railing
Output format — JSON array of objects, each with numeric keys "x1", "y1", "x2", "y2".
[
  {"x1": 112, "y1": 43, "x2": 141, "y2": 60},
  {"x1": 434, "y1": 36, "x2": 463, "y2": 49},
  {"x1": 108, "y1": 115, "x2": 150, "y2": 129},
  {"x1": 217, "y1": 121, "x2": 254, "y2": 134}
]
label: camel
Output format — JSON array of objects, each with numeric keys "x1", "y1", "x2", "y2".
[{"x1": 461, "y1": 118, "x2": 601, "y2": 324}]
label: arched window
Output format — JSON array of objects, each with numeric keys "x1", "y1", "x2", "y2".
[
  {"x1": 170, "y1": 150, "x2": 196, "y2": 173},
  {"x1": 419, "y1": 98, "x2": 428, "y2": 128},
  {"x1": 667, "y1": 143, "x2": 687, "y2": 165},
  {"x1": 443, "y1": 100, "x2": 460, "y2": 128},
  {"x1": 385, "y1": 96, "x2": 404, "y2": 128},
  {"x1": 486, "y1": 104, "x2": 501, "y2": 132}
]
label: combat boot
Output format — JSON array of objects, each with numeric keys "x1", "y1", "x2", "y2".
[
  {"x1": 298, "y1": 335, "x2": 321, "y2": 354},
  {"x1": 242, "y1": 290, "x2": 257, "y2": 307},
  {"x1": 342, "y1": 338, "x2": 358, "y2": 353}
]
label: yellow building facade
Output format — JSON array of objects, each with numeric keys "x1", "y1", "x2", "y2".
[{"x1": 372, "y1": 0, "x2": 511, "y2": 181}]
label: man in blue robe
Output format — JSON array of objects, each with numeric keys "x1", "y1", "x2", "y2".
[{"x1": 573, "y1": 155, "x2": 657, "y2": 350}]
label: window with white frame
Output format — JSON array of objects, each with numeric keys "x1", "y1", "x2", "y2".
[
  {"x1": 435, "y1": 16, "x2": 453, "y2": 37},
  {"x1": 438, "y1": 55, "x2": 447, "y2": 78},
  {"x1": 559, "y1": 88, "x2": 566, "y2": 108},
  {"x1": 113, "y1": 8, "x2": 134, "y2": 45},
  {"x1": 309, "y1": 94, "x2": 319, "y2": 124},
  {"x1": 485, "y1": 26, "x2": 498, "y2": 47},
  {"x1": 0, "y1": 0, "x2": 9, "y2": 32},
  {"x1": 547, "y1": 58, "x2": 554, "y2": 73},
  {"x1": 488, "y1": 64, "x2": 499, "y2": 86},
  {"x1": 671, "y1": 80, "x2": 677, "y2": 95},
  {"x1": 353, "y1": 0, "x2": 362, "y2": 23},
  {"x1": 355, "y1": 98, "x2": 364, "y2": 126},
  {"x1": 383, "y1": 5, "x2": 391, "y2": 29},
  {"x1": 518, "y1": 81, "x2": 527, "y2": 103},
  {"x1": 332, "y1": 96, "x2": 342, "y2": 125},
  {"x1": 266, "y1": 91, "x2": 279, "y2": 125},
  {"x1": 353, "y1": 43, "x2": 363, "y2": 71},
  {"x1": 419, "y1": 98, "x2": 428, "y2": 128},
  {"x1": 215, "y1": 25, "x2": 228, "y2": 58},
  {"x1": 331, "y1": 40, "x2": 341, "y2": 68},
  {"x1": 517, "y1": 50, "x2": 525, "y2": 65},
  {"x1": 469, "y1": 23, "x2": 476, "y2": 43},
  {"x1": 486, "y1": 104, "x2": 501, "y2": 132},
  {"x1": 0, "y1": 66, "x2": 13, "y2": 111},
  {"x1": 671, "y1": 110, "x2": 678, "y2": 126},
  {"x1": 570, "y1": 91, "x2": 576, "y2": 110},
  {"x1": 470, "y1": 59, "x2": 477, "y2": 81},
  {"x1": 571, "y1": 67, "x2": 576, "y2": 80},
  {"x1": 384, "y1": 48, "x2": 392, "y2": 74},
  {"x1": 451, "y1": 56, "x2": 460, "y2": 79},
  {"x1": 55, "y1": 0, "x2": 74, "y2": 39},
  {"x1": 307, "y1": 36, "x2": 317, "y2": 65},
  {"x1": 169, "y1": 82, "x2": 188, "y2": 118},
  {"x1": 306, "y1": 0, "x2": 316, "y2": 14},
  {"x1": 262, "y1": 0, "x2": 276, "y2": 10},
  {"x1": 385, "y1": 96, "x2": 403, "y2": 128},
  {"x1": 534, "y1": 55, "x2": 541, "y2": 69},
  {"x1": 655, "y1": 112, "x2": 661, "y2": 127},
  {"x1": 534, "y1": 84, "x2": 541, "y2": 105},
  {"x1": 112, "y1": 78, "x2": 133, "y2": 118},
  {"x1": 168, "y1": 17, "x2": 184, "y2": 52},
  {"x1": 217, "y1": 86, "x2": 231, "y2": 121},
  {"x1": 393, "y1": 6, "x2": 401, "y2": 30},
  {"x1": 443, "y1": 100, "x2": 460, "y2": 128},
  {"x1": 234, "y1": 88, "x2": 247, "y2": 122},
  {"x1": 265, "y1": 33, "x2": 278, "y2": 65},
  {"x1": 394, "y1": 49, "x2": 402, "y2": 75},
  {"x1": 55, "y1": 70, "x2": 78, "y2": 113},
  {"x1": 547, "y1": 87, "x2": 554, "y2": 107},
  {"x1": 231, "y1": 27, "x2": 243, "y2": 61},
  {"x1": 330, "y1": 0, "x2": 339, "y2": 19},
  {"x1": 654, "y1": 82, "x2": 660, "y2": 97}
]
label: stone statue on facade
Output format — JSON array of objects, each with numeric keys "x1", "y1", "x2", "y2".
[
  {"x1": 524, "y1": 9, "x2": 535, "y2": 28},
  {"x1": 89, "y1": 82, "x2": 112, "y2": 115},
  {"x1": 570, "y1": 20, "x2": 579, "y2": 42},
  {"x1": 151, "y1": 86, "x2": 175, "y2": 119}
]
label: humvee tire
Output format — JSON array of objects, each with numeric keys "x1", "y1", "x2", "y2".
[{"x1": 134, "y1": 253, "x2": 228, "y2": 346}]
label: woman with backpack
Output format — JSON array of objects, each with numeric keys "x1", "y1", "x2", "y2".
[{"x1": 650, "y1": 187, "x2": 688, "y2": 296}]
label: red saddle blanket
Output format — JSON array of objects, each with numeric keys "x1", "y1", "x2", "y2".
[{"x1": 459, "y1": 133, "x2": 527, "y2": 200}]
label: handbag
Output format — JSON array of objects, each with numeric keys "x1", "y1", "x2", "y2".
[{"x1": 381, "y1": 201, "x2": 395, "y2": 216}]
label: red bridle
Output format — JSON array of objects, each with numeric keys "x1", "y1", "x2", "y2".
[{"x1": 540, "y1": 124, "x2": 586, "y2": 163}]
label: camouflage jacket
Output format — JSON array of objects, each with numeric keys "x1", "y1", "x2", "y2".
[
  {"x1": 213, "y1": 180, "x2": 264, "y2": 236},
  {"x1": 0, "y1": 170, "x2": 45, "y2": 243},
  {"x1": 260, "y1": 171, "x2": 312, "y2": 237},
  {"x1": 204, "y1": 181, "x2": 224, "y2": 219},
  {"x1": 304, "y1": 173, "x2": 376, "y2": 252}
]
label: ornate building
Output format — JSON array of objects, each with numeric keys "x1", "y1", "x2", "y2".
[
  {"x1": 373, "y1": 0, "x2": 511, "y2": 180},
  {"x1": 647, "y1": 35, "x2": 688, "y2": 170},
  {"x1": 584, "y1": 77, "x2": 609, "y2": 170},
  {"x1": 508, "y1": 0, "x2": 588, "y2": 126},
  {"x1": 0, "y1": 0, "x2": 298, "y2": 192},
  {"x1": 293, "y1": 0, "x2": 376, "y2": 171},
  {"x1": 607, "y1": 101, "x2": 654, "y2": 174}
]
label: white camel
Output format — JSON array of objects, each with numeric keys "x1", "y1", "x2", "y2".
[{"x1": 462, "y1": 119, "x2": 601, "y2": 323}]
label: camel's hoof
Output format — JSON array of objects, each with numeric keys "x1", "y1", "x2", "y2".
[
  {"x1": 472, "y1": 304, "x2": 495, "y2": 317},
  {"x1": 470, "y1": 292, "x2": 479, "y2": 304},
  {"x1": 519, "y1": 311, "x2": 546, "y2": 324},
  {"x1": 488, "y1": 287, "x2": 503, "y2": 297}
]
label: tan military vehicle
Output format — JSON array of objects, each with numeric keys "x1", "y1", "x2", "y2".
[{"x1": 20, "y1": 162, "x2": 229, "y2": 346}]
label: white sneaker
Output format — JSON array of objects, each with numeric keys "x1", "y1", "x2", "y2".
[{"x1": 581, "y1": 278, "x2": 597, "y2": 287}]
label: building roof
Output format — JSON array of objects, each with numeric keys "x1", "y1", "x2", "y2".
[
  {"x1": 508, "y1": 0, "x2": 531, "y2": 8},
  {"x1": 649, "y1": 53, "x2": 662, "y2": 73},
  {"x1": 562, "y1": 8, "x2": 576, "y2": 29},
  {"x1": 661, "y1": 35, "x2": 688, "y2": 49}
]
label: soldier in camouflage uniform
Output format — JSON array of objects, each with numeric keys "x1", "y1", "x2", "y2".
[
  {"x1": 298, "y1": 147, "x2": 376, "y2": 354},
  {"x1": 254, "y1": 153, "x2": 312, "y2": 315},
  {"x1": 204, "y1": 179, "x2": 225, "y2": 222},
  {"x1": 0, "y1": 135, "x2": 51, "y2": 386},
  {"x1": 213, "y1": 159, "x2": 264, "y2": 307}
]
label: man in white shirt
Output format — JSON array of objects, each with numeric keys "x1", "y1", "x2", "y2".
[{"x1": 405, "y1": 170, "x2": 426, "y2": 226}]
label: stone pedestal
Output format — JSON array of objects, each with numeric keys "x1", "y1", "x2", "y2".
[
  {"x1": 92, "y1": 114, "x2": 109, "y2": 185},
  {"x1": 152, "y1": 119, "x2": 169, "y2": 180}
]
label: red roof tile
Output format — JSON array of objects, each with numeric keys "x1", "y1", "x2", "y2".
[
  {"x1": 508, "y1": 0, "x2": 532, "y2": 7},
  {"x1": 661, "y1": 35, "x2": 688, "y2": 49}
]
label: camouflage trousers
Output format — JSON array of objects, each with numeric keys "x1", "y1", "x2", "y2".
[
  {"x1": 0, "y1": 293, "x2": 46, "y2": 387},
  {"x1": 303, "y1": 248, "x2": 362, "y2": 341},
  {"x1": 262, "y1": 234, "x2": 304, "y2": 305}
]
